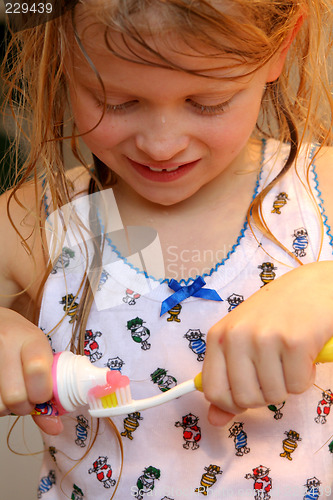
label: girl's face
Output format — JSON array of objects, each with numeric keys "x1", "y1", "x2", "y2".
[{"x1": 66, "y1": 17, "x2": 287, "y2": 206}]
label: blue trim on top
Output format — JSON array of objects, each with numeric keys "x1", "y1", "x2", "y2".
[
  {"x1": 311, "y1": 147, "x2": 333, "y2": 251},
  {"x1": 98, "y1": 214, "x2": 165, "y2": 284},
  {"x1": 42, "y1": 177, "x2": 50, "y2": 218},
  {"x1": 102, "y1": 138, "x2": 267, "y2": 286}
]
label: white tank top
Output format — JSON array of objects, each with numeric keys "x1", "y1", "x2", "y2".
[{"x1": 38, "y1": 139, "x2": 333, "y2": 500}]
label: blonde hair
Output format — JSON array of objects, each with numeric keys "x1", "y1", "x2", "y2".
[{"x1": 1, "y1": 0, "x2": 333, "y2": 338}]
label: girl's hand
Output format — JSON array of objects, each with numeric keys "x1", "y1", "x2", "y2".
[
  {"x1": 0, "y1": 307, "x2": 63, "y2": 435},
  {"x1": 203, "y1": 261, "x2": 333, "y2": 426}
]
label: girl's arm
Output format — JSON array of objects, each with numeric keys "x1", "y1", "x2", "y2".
[
  {"x1": 203, "y1": 147, "x2": 333, "y2": 426},
  {"x1": 0, "y1": 185, "x2": 62, "y2": 434},
  {"x1": 203, "y1": 261, "x2": 333, "y2": 426}
]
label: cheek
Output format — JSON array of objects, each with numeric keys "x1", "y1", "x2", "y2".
[
  {"x1": 202, "y1": 109, "x2": 259, "y2": 153},
  {"x1": 228, "y1": 99, "x2": 262, "y2": 145},
  {"x1": 199, "y1": 87, "x2": 263, "y2": 152},
  {"x1": 69, "y1": 90, "x2": 123, "y2": 151},
  {"x1": 74, "y1": 109, "x2": 124, "y2": 154}
]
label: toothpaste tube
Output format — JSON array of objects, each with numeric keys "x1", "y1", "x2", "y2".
[{"x1": 31, "y1": 351, "x2": 110, "y2": 416}]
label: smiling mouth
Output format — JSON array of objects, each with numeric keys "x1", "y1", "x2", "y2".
[
  {"x1": 133, "y1": 159, "x2": 198, "y2": 171},
  {"x1": 127, "y1": 158, "x2": 199, "y2": 182},
  {"x1": 146, "y1": 165, "x2": 182, "y2": 172}
]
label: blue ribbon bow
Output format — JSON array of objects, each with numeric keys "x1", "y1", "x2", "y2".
[{"x1": 160, "y1": 276, "x2": 223, "y2": 316}]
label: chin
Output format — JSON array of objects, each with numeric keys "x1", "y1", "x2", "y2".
[{"x1": 143, "y1": 190, "x2": 195, "y2": 207}]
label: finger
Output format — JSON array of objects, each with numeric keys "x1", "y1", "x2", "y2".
[
  {"x1": 32, "y1": 415, "x2": 64, "y2": 436},
  {"x1": 0, "y1": 394, "x2": 11, "y2": 416},
  {"x1": 21, "y1": 338, "x2": 53, "y2": 404},
  {"x1": 282, "y1": 344, "x2": 316, "y2": 394},
  {"x1": 254, "y1": 340, "x2": 288, "y2": 404},
  {"x1": 207, "y1": 405, "x2": 237, "y2": 427},
  {"x1": 203, "y1": 329, "x2": 245, "y2": 415},
  {"x1": 0, "y1": 344, "x2": 34, "y2": 416},
  {"x1": 226, "y1": 355, "x2": 266, "y2": 408},
  {"x1": 223, "y1": 330, "x2": 267, "y2": 409}
]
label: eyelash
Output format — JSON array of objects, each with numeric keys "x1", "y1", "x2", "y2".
[
  {"x1": 186, "y1": 99, "x2": 230, "y2": 115},
  {"x1": 95, "y1": 98, "x2": 231, "y2": 116},
  {"x1": 96, "y1": 100, "x2": 138, "y2": 113}
]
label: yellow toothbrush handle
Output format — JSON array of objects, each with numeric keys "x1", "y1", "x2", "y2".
[
  {"x1": 194, "y1": 338, "x2": 333, "y2": 392},
  {"x1": 315, "y1": 337, "x2": 333, "y2": 363},
  {"x1": 194, "y1": 372, "x2": 203, "y2": 392}
]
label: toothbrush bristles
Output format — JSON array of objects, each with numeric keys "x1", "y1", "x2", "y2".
[
  {"x1": 87, "y1": 377, "x2": 132, "y2": 411},
  {"x1": 98, "y1": 386, "x2": 132, "y2": 408},
  {"x1": 101, "y1": 392, "x2": 118, "y2": 408}
]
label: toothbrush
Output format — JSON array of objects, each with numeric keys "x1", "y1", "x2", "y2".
[
  {"x1": 32, "y1": 336, "x2": 333, "y2": 418},
  {"x1": 87, "y1": 336, "x2": 333, "y2": 418},
  {"x1": 87, "y1": 370, "x2": 203, "y2": 417}
]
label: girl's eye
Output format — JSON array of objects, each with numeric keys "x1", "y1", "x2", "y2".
[
  {"x1": 94, "y1": 97, "x2": 231, "y2": 115},
  {"x1": 95, "y1": 99, "x2": 139, "y2": 113},
  {"x1": 187, "y1": 98, "x2": 231, "y2": 115}
]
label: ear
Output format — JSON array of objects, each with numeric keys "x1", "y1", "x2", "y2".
[{"x1": 266, "y1": 14, "x2": 305, "y2": 83}]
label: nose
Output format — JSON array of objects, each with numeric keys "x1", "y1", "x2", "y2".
[{"x1": 135, "y1": 113, "x2": 190, "y2": 161}]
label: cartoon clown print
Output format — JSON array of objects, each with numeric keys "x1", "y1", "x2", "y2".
[
  {"x1": 123, "y1": 288, "x2": 141, "y2": 305},
  {"x1": 258, "y1": 262, "x2": 277, "y2": 287},
  {"x1": 84, "y1": 329, "x2": 103, "y2": 362},
  {"x1": 271, "y1": 192, "x2": 289, "y2": 214},
  {"x1": 121, "y1": 412, "x2": 143, "y2": 440},
  {"x1": 59, "y1": 294, "x2": 79, "y2": 323},
  {"x1": 292, "y1": 227, "x2": 308, "y2": 257},
  {"x1": 34, "y1": 401, "x2": 58, "y2": 416},
  {"x1": 226, "y1": 293, "x2": 244, "y2": 312},
  {"x1": 303, "y1": 477, "x2": 321, "y2": 500},
  {"x1": 134, "y1": 466, "x2": 161, "y2": 500},
  {"x1": 37, "y1": 470, "x2": 56, "y2": 498},
  {"x1": 175, "y1": 413, "x2": 201, "y2": 450},
  {"x1": 75, "y1": 415, "x2": 89, "y2": 447},
  {"x1": 88, "y1": 456, "x2": 116, "y2": 489},
  {"x1": 245, "y1": 465, "x2": 272, "y2": 500},
  {"x1": 105, "y1": 356, "x2": 125, "y2": 371},
  {"x1": 48, "y1": 446, "x2": 57, "y2": 463},
  {"x1": 194, "y1": 464, "x2": 223, "y2": 496},
  {"x1": 315, "y1": 389, "x2": 333, "y2": 424},
  {"x1": 166, "y1": 303, "x2": 182, "y2": 322},
  {"x1": 267, "y1": 401, "x2": 285, "y2": 420},
  {"x1": 71, "y1": 484, "x2": 84, "y2": 500},
  {"x1": 51, "y1": 247, "x2": 75, "y2": 274},
  {"x1": 150, "y1": 368, "x2": 177, "y2": 392},
  {"x1": 228, "y1": 422, "x2": 250, "y2": 456},
  {"x1": 126, "y1": 317, "x2": 151, "y2": 350},
  {"x1": 184, "y1": 329, "x2": 206, "y2": 361},
  {"x1": 280, "y1": 429, "x2": 301, "y2": 461}
]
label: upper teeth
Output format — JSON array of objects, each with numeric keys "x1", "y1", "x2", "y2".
[{"x1": 148, "y1": 165, "x2": 180, "y2": 172}]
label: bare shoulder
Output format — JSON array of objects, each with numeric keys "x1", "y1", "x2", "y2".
[
  {"x1": 0, "y1": 167, "x2": 91, "y2": 313},
  {"x1": 0, "y1": 181, "x2": 46, "y2": 309},
  {"x1": 314, "y1": 146, "x2": 333, "y2": 224}
]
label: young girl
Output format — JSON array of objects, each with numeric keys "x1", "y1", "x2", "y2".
[{"x1": 1, "y1": 0, "x2": 333, "y2": 498}]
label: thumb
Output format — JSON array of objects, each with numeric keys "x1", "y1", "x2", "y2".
[
  {"x1": 207, "y1": 404, "x2": 237, "y2": 427},
  {"x1": 32, "y1": 414, "x2": 64, "y2": 435}
]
